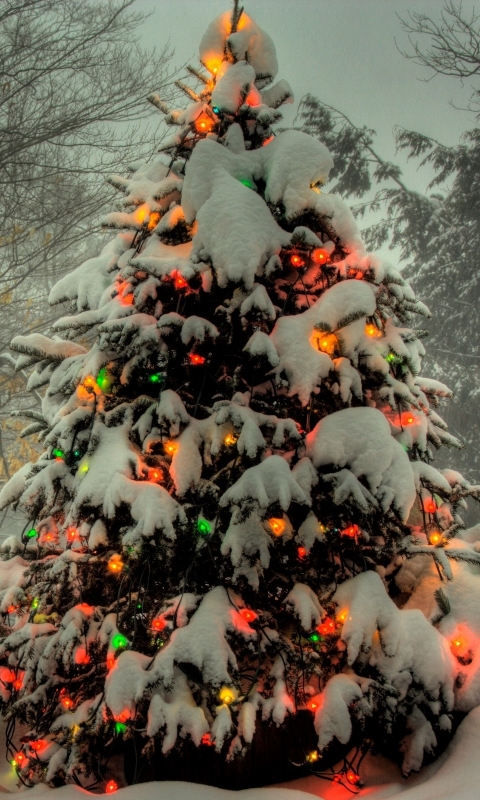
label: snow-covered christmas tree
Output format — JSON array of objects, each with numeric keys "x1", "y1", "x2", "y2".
[{"x1": 2, "y1": 2, "x2": 480, "y2": 792}]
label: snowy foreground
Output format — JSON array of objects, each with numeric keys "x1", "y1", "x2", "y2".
[{"x1": 1, "y1": 707, "x2": 478, "y2": 800}]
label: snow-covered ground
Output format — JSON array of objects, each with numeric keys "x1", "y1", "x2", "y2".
[{"x1": 1, "y1": 707, "x2": 478, "y2": 799}]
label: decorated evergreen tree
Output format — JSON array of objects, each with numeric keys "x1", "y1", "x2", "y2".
[{"x1": 1, "y1": 2, "x2": 480, "y2": 792}]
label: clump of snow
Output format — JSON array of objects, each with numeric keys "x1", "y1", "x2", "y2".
[
  {"x1": 306, "y1": 407, "x2": 416, "y2": 520},
  {"x1": 199, "y1": 10, "x2": 278, "y2": 84}
]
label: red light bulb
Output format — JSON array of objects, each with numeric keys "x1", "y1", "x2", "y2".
[
  {"x1": 189, "y1": 353, "x2": 206, "y2": 365},
  {"x1": 424, "y1": 499, "x2": 437, "y2": 514},
  {"x1": 174, "y1": 275, "x2": 187, "y2": 289},
  {"x1": 106, "y1": 780, "x2": 118, "y2": 794},
  {"x1": 317, "y1": 617, "x2": 336, "y2": 636},
  {"x1": 239, "y1": 608, "x2": 257, "y2": 623},
  {"x1": 297, "y1": 546, "x2": 307, "y2": 558},
  {"x1": 346, "y1": 770, "x2": 360, "y2": 785},
  {"x1": 290, "y1": 253, "x2": 305, "y2": 268},
  {"x1": 307, "y1": 698, "x2": 319, "y2": 712},
  {"x1": 151, "y1": 617, "x2": 166, "y2": 631},
  {"x1": 7, "y1": 605, "x2": 16, "y2": 614},
  {"x1": 13, "y1": 679, "x2": 22, "y2": 691},
  {"x1": 341, "y1": 524, "x2": 359, "y2": 538}
]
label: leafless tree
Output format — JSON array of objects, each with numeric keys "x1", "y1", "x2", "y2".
[{"x1": 0, "y1": 0, "x2": 177, "y2": 481}]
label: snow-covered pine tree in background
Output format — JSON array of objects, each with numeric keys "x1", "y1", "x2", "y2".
[{"x1": 1, "y1": 1, "x2": 480, "y2": 791}]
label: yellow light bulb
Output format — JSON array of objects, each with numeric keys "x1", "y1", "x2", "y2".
[
  {"x1": 428, "y1": 531, "x2": 442, "y2": 545},
  {"x1": 224, "y1": 433, "x2": 237, "y2": 446},
  {"x1": 306, "y1": 751, "x2": 319, "y2": 763},
  {"x1": 218, "y1": 686, "x2": 236, "y2": 705}
]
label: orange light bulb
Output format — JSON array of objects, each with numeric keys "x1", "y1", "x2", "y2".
[
  {"x1": 194, "y1": 112, "x2": 214, "y2": 133},
  {"x1": 147, "y1": 212, "x2": 160, "y2": 231},
  {"x1": 311, "y1": 247, "x2": 329, "y2": 265},
  {"x1": 108, "y1": 554, "x2": 124, "y2": 574},
  {"x1": 307, "y1": 698, "x2": 319, "y2": 712},
  {"x1": 365, "y1": 323, "x2": 382, "y2": 338},
  {"x1": 268, "y1": 518, "x2": 286, "y2": 536},
  {"x1": 311, "y1": 331, "x2": 338, "y2": 356},
  {"x1": 428, "y1": 531, "x2": 442, "y2": 545},
  {"x1": 164, "y1": 440, "x2": 178, "y2": 456},
  {"x1": 148, "y1": 468, "x2": 163, "y2": 482},
  {"x1": 151, "y1": 617, "x2": 166, "y2": 631},
  {"x1": 133, "y1": 204, "x2": 149, "y2": 226},
  {"x1": 224, "y1": 433, "x2": 237, "y2": 446}
]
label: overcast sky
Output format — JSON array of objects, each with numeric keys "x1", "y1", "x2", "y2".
[{"x1": 135, "y1": 0, "x2": 476, "y2": 239}]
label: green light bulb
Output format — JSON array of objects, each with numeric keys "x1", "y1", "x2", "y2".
[
  {"x1": 309, "y1": 633, "x2": 320, "y2": 643},
  {"x1": 52, "y1": 448, "x2": 64, "y2": 459},
  {"x1": 115, "y1": 722, "x2": 127, "y2": 735},
  {"x1": 25, "y1": 528, "x2": 37, "y2": 539},
  {"x1": 31, "y1": 597, "x2": 39, "y2": 609},
  {"x1": 197, "y1": 518, "x2": 212, "y2": 537},
  {"x1": 240, "y1": 178, "x2": 254, "y2": 189},
  {"x1": 386, "y1": 353, "x2": 396, "y2": 363},
  {"x1": 96, "y1": 368, "x2": 111, "y2": 392},
  {"x1": 112, "y1": 633, "x2": 128, "y2": 650}
]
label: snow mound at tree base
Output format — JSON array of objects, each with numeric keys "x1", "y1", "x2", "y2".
[{"x1": 4, "y1": 706, "x2": 479, "y2": 800}]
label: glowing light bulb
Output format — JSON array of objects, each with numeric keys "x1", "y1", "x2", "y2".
[
  {"x1": 365, "y1": 323, "x2": 382, "y2": 338},
  {"x1": 13, "y1": 752, "x2": 25, "y2": 767},
  {"x1": 311, "y1": 248, "x2": 329, "y2": 265},
  {"x1": 25, "y1": 528, "x2": 37, "y2": 539},
  {"x1": 96, "y1": 368, "x2": 112, "y2": 393},
  {"x1": 346, "y1": 770, "x2": 360, "y2": 785},
  {"x1": 307, "y1": 698, "x2": 319, "y2": 712},
  {"x1": 239, "y1": 608, "x2": 257, "y2": 623},
  {"x1": 290, "y1": 253, "x2": 305, "y2": 268},
  {"x1": 7, "y1": 605, "x2": 16, "y2": 614},
  {"x1": 148, "y1": 468, "x2": 163, "y2": 482},
  {"x1": 147, "y1": 211, "x2": 160, "y2": 231},
  {"x1": 61, "y1": 696, "x2": 73, "y2": 709},
  {"x1": 164, "y1": 440, "x2": 178, "y2": 456},
  {"x1": 174, "y1": 275, "x2": 187, "y2": 289},
  {"x1": 428, "y1": 531, "x2": 442, "y2": 545},
  {"x1": 83, "y1": 375, "x2": 96, "y2": 389},
  {"x1": 197, "y1": 518, "x2": 212, "y2": 536},
  {"x1": 297, "y1": 546, "x2": 307, "y2": 558},
  {"x1": 29, "y1": 740, "x2": 46, "y2": 752},
  {"x1": 317, "y1": 617, "x2": 336, "y2": 636},
  {"x1": 268, "y1": 517, "x2": 286, "y2": 536},
  {"x1": 341, "y1": 524, "x2": 359, "y2": 538},
  {"x1": 106, "y1": 780, "x2": 118, "y2": 794},
  {"x1": 112, "y1": 633, "x2": 128, "y2": 650},
  {"x1": 262, "y1": 135, "x2": 275, "y2": 146},
  {"x1": 189, "y1": 352, "x2": 206, "y2": 365},
  {"x1": 337, "y1": 609, "x2": 348, "y2": 623},
  {"x1": 151, "y1": 617, "x2": 166, "y2": 631},
  {"x1": 67, "y1": 528, "x2": 77, "y2": 542},
  {"x1": 201, "y1": 732, "x2": 214, "y2": 746},
  {"x1": 224, "y1": 433, "x2": 237, "y2": 446},
  {"x1": 451, "y1": 635, "x2": 465, "y2": 652},
  {"x1": 133, "y1": 204, "x2": 149, "y2": 226},
  {"x1": 115, "y1": 721, "x2": 127, "y2": 735},
  {"x1": 13, "y1": 678, "x2": 22, "y2": 691},
  {"x1": 108, "y1": 554, "x2": 124, "y2": 574},
  {"x1": 44, "y1": 532, "x2": 54, "y2": 543},
  {"x1": 306, "y1": 751, "x2": 319, "y2": 763},
  {"x1": 218, "y1": 686, "x2": 236, "y2": 705},
  {"x1": 52, "y1": 448, "x2": 64, "y2": 460},
  {"x1": 309, "y1": 632, "x2": 320, "y2": 643},
  {"x1": 311, "y1": 331, "x2": 338, "y2": 356},
  {"x1": 424, "y1": 499, "x2": 437, "y2": 514},
  {"x1": 194, "y1": 112, "x2": 214, "y2": 133}
]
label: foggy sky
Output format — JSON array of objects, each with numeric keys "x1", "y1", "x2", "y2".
[{"x1": 136, "y1": 0, "x2": 475, "y2": 215}]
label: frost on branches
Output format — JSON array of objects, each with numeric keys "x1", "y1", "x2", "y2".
[{"x1": 1, "y1": 2, "x2": 480, "y2": 791}]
